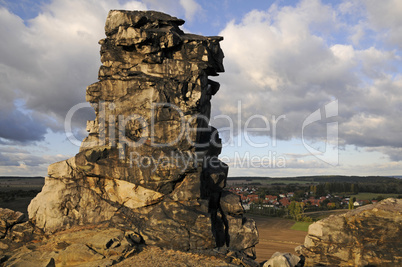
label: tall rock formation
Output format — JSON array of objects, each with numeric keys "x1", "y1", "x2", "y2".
[
  {"x1": 28, "y1": 10, "x2": 258, "y2": 259},
  {"x1": 297, "y1": 198, "x2": 402, "y2": 266}
]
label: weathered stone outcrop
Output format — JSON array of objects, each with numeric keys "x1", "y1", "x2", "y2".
[
  {"x1": 297, "y1": 198, "x2": 402, "y2": 266},
  {"x1": 3, "y1": 223, "x2": 140, "y2": 267},
  {"x1": 0, "y1": 208, "x2": 25, "y2": 239},
  {"x1": 26, "y1": 9, "x2": 258, "y2": 264}
]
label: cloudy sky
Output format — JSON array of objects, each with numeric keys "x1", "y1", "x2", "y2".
[{"x1": 0, "y1": 0, "x2": 401, "y2": 177}]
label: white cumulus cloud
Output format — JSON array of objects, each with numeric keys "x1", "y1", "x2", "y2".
[{"x1": 211, "y1": 0, "x2": 402, "y2": 162}]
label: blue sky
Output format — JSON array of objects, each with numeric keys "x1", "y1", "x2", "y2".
[{"x1": 0, "y1": 0, "x2": 402, "y2": 177}]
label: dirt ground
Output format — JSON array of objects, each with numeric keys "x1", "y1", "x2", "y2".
[
  {"x1": 114, "y1": 246, "x2": 238, "y2": 267},
  {"x1": 248, "y1": 214, "x2": 307, "y2": 262},
  {"x1": 0, "y1": 178, "x2": 308, "y2": 264},
  {"x1": 115, "y1": 215, "x2": 307, "y2": 266}
]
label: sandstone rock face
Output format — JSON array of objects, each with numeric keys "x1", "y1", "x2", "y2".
[
  {"x1": 0, "y1": 208, "x2": 44, "y2": 264},
  {"x1": 4, "y1": 224, "x2": 140, "y2": 267},
  {"x1": 0, "y1": 208, "x2": 25, "y2": 239},
  {"x1": 298, "y1": 198, "x2": 402, "y2": 266},
  {"x1": 28, "y1": 9, "x2": 258, "y2": 260}
]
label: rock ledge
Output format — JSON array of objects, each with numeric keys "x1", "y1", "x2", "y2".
[{"x1": 297, "y1": 198, "x2": 402, "y2": 267}]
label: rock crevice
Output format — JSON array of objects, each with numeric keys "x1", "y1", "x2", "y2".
[{"x1": 26, "y1": 9, "x2": 258, "y2": 264}]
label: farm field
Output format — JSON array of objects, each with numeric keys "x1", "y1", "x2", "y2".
[
  {"x1": 0, "y1": 177, "x2": 44, "y2": 215},
  {"x1": 0, "y1": 177, "x2": 44, "y2": 191},
  {"x1": 247, "y1": 215, "x2": 307, "y2": 262},
  {"x1": 248, "y1": 209, "x2": 353, "y2": 261}
]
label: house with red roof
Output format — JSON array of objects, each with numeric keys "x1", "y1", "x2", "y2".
[
  {"x1": 265, "y1": 195, "x2": 278, "y2": 202},
  {"x1": 247, "y1": 194, "x2": 259, "y2": 203},
  {"x1": 279, "y1": 197, "x2": 291, "y2": 207}
]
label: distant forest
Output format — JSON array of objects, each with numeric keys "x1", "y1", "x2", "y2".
[
  {"x1": 228, "y1": 175, "x2": 402, "y2": 194},
  {"x1": 1, "y1": 175, "x2": 401, "y2": 194},
  {"x1": 0, "y1": 176, "x2": 45, "y2": 179}
]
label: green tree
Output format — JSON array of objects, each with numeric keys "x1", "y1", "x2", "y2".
[
  {"x1": 351, "y1": 183, "x2": 359, "y2": 194},
  {"x1": 348, "y1": 198, "x2": 355, "y2": 210},
  {"x1": 287, "y1": 201, "x2": 305, "y2": 221},
  {"x1": 354, "y1": 183, "x2": 359, "y2": 194},
  {"x1": 320, "y1": 199, "x2": 330, "y2": 208},
  {"x1": 324, "y1": 182, "x2": 330, "y2": 193},
  {"x1": 316, "y1": 184, "x2": 325, "y2": 196},
  {"x1": 256, "y1": 187, "x2": 268, "y2": 199},
  {"x1": 310, "y1": 185, "x2": 317, "y2": 195}
]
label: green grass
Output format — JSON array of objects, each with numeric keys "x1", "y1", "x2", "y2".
[
  {"x1": 349, "y1": 192, "x2": 399, "y2": 200},
  {"x1": 290, "y1": 221, "x2": 312, "y2": 232}
]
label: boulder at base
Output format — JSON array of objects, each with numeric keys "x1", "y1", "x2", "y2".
[
  {"x1": 262, "y1": 252, "x2": 301, "y2": 267},
  {"x1": 297, "y1": 198, "x2": 402, "y2": 267}
]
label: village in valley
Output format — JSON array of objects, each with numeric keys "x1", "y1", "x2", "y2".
[
  {"x1": 229, "y1": 185, "x2": 374, "y2": 210},
  {"x1": 225, "y1": 175, "x2": 402, "y2": 220}
]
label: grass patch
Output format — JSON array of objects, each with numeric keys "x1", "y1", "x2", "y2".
[{"x1": 291, "y1": 221, "x2": 312, "y2": 232}]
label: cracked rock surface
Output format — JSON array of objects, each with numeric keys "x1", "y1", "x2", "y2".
[
  {"x1": 2, "y1": 10, "x2": 260, "y2": 266},
  {"x1": 297, "y1": 198, "x2": 402, "y2": 267}
]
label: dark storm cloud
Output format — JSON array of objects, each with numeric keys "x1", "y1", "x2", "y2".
[
  {"x1": 0, "y1": 4, "x2": 107, "y2": 143},
  {"x1": 0, "y1": 108, "x2": 47, "y2": 142}
]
